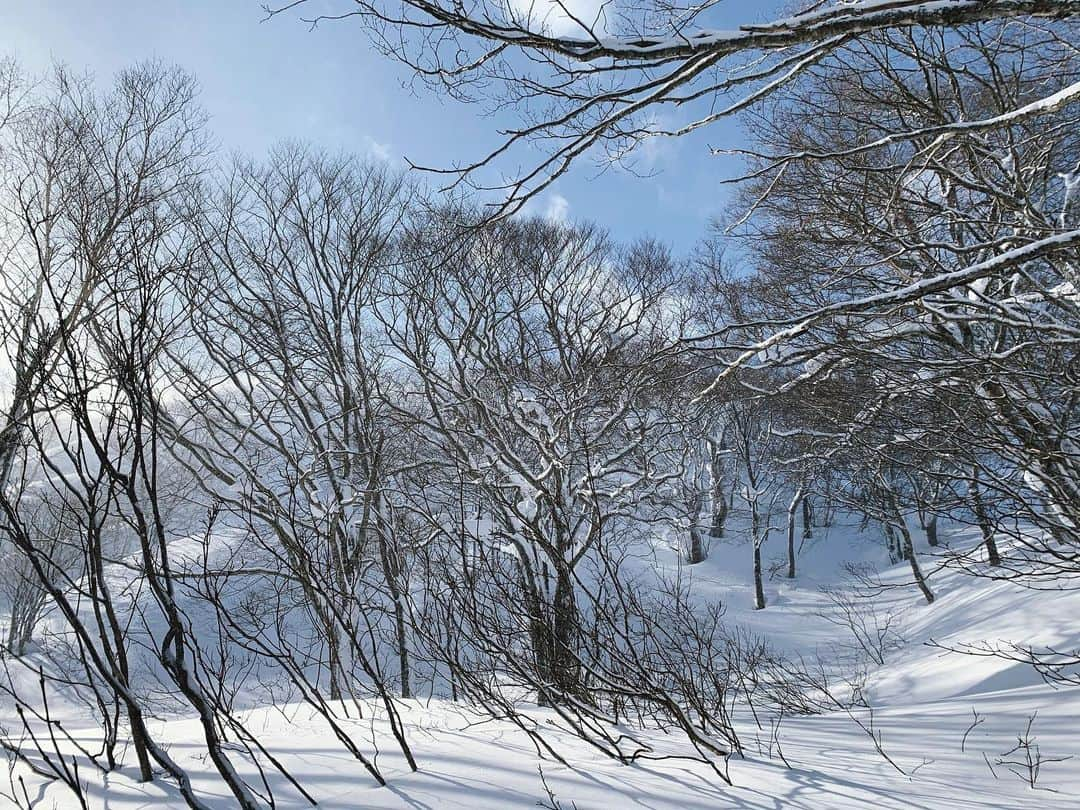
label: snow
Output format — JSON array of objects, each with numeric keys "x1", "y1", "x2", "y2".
[
  {"x1": 699, "y1": 226, "x2": 1080, "y2": 397},
  {"x1": 491, "y1": 0, "x2": 1065, "y2": 64},
  {"x1": 21, "y1": 683, "x2": 1076, "y2": 809},
  {"x1": 4, "y1": 521, "x2": 1080, "y2": 807}
]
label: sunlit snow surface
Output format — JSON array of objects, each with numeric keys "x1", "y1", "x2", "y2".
[{"x1": 4, "y1": 522, "x2": 1079, "y2": 808}]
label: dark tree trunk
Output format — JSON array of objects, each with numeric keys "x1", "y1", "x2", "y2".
[
  {"x1": 373, "y1": 496, "x2": 412, "y2": 698},
  {"x1": 551, "y1": 568, "x2": 581, "y2": 697},
  {"x1": 128, "y1": 713, "x2": 156, "y2": 783},
  {"x1": 688, "y1": 524, "x2": 707, "y2": 564},
  {"x1": 882, "y1": 483, "x2": 935, "y2": 604},
  {"x1": 786, "y1": 516, "x2": 796, "y2": 579},
  {"x1": 752, "y1": 504, "x2": 766, "y2": 610},
  {"x1": 708, "y1": 444, "x2": 728, "y2": 538},
  {"x1": 529, "y1": 564, "x2": 582, "y2": 707},
  {"x1": 327, "y1": 624, "x2": 343, "y2": 702},
  {"x1": 753, "y1": 542, "x2": 766, "y2": 610},
  {"x1": 709, "y1": 498, "x2": 728, "y2": 539},
  {"x1": 924, "y1": 513, "x2": 939, "y2": 547},
  {"x1": 883, "y1": 522, "x2": 901, "y2": 564},
  {"x1": 971, "y1": 470, "x2": 1002, "y2": 566},
  {"x1": 820, "y1": 479, "x2": 836, "y2": 527},
  {"x1": 787, "y1": 487, "x2": 805, "y2": 579},
  {"x1": 394, "y1": 599, "x2": 411, "y2": 699}
]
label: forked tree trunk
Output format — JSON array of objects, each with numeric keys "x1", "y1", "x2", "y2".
[{"x1": 528, "y1": 563, "x2": 583, "y2": 707}]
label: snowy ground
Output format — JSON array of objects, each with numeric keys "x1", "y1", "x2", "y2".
[
  {"x1": 5, "y1": 521, "x2": 1080, "y2": 808},
  {"x1": 42, "y1": 682, "x2": 1078, "y2": 809}
]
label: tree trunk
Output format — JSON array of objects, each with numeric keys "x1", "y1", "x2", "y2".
[
  {"x1": 6, "y1": 593, "x2": 39, "y2": 656},
  {"x1": 688, "y1": 492, "x2": 707, "y2": 563},
  {"x1": 373, "y1": 496, "x2": 412, "y2": 698},
  {"x1": 527, "y1": 564, "x2": 582, "y2": 707},
  {"x1": 753, "y1": 542, "x2": 766, "y2": 610},
  {"x1": 524, "y1": 581, "x2": 553, "y2": 707},
  {"x1": 709, "y1": 499, "x2": 728, "y2": 540},
  {"x1": 324, "y1": 612, "x2": 347, "y2": 704},
  {"x1": 394, "y1": 598, "x2": 411, "y2": 699},
  {"x1": 688, "y1": 524, "x2": 707, "y2": 564},
  {"x1": 897, "y1": 520, "x2": 935, "y2": 604},
  {"x1": 551, "y1": 567, "x2": 582, "y2": 698},
  {"x1": 820, "y1": 479, "x2": 836, "y2": 527},
  {"x1": 883, "y1": 522, "x2": 901, "y2": 564},
  {"x1": 971, "y1": 469, "x2": 1002, "y2": 566},
  {"x1": 984, "y1": 531, "x2": 1002, "y2": 567},
  {"x1": 881, "y1": 481, "x2": 935, "y2": 604},
  {"x1": 129, "y1": 712, "x2": 156, "y2": 783},
  {"x1": 708, "y1": 443, "x2": 728, "y2": 539},
  {"x1": 924, "y1": 513, "x2": 939, "y2": 547},
  {"x1": 752, "y1": 503, "x2": 766, "y2": 609},
  {"x1": 801, "y1": 495, "x2": 813, "y2": 540},
  {"x1": 787, "y1": 486, "x2": 805, "y2": 579}
]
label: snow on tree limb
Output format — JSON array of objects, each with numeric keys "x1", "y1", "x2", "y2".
[{"x1": 694, "y1": 227, "x2": 1080, "y2": 399}]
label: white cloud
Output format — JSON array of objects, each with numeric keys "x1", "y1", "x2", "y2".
[
  {"x1": 517, "y1": 190, "x2": 571, "y2": 224},
  {"x1": 360, "y1": 135, "x2": 392, "y2": 163},
  {"x1": 543, "y1": 193, "x2": 570, "y2": 224},
  {"x1": 506, "y1": 0, "x2": 609, "y2": 36}
]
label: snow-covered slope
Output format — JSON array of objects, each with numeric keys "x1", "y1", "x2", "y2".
[
  {"x1": 39, "y1": 681, "x2": 1077, "y2": 809},
  {"x1": 4, "y1": 522, "x2": 1079, "y2": 808}
]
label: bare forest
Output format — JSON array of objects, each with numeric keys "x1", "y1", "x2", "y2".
[{"x1": 1, "y1": 2, "x2": 1079, "y2": 807}]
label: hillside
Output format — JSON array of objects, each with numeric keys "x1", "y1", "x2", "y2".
[{"x1": 5, "y1": 523, "x2": 1078, "y2": 808}]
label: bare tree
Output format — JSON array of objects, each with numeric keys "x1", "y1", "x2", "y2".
[
  {"x1": 386, "y1": 213, "x2": 671, "y2": 703},
  {"x1": 696, "y1": 22, "x2": 1080, "y2": 582},
  {"x1": 167, "y1": 147, "x2": 420, "y2": 783},
  {"x1": 0, "y1": 62, "x2": 216, "y2": 795},
  {"x1": 267, "y1": 1, "x2": 1080, "y2": 215},
  {"x1": 0, "y1": 478, "x2": 83, "y2": 657}
]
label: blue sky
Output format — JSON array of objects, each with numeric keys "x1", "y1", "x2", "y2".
[{"x1": 1, "y1": 0, "x2": 783, "y2": 249}]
